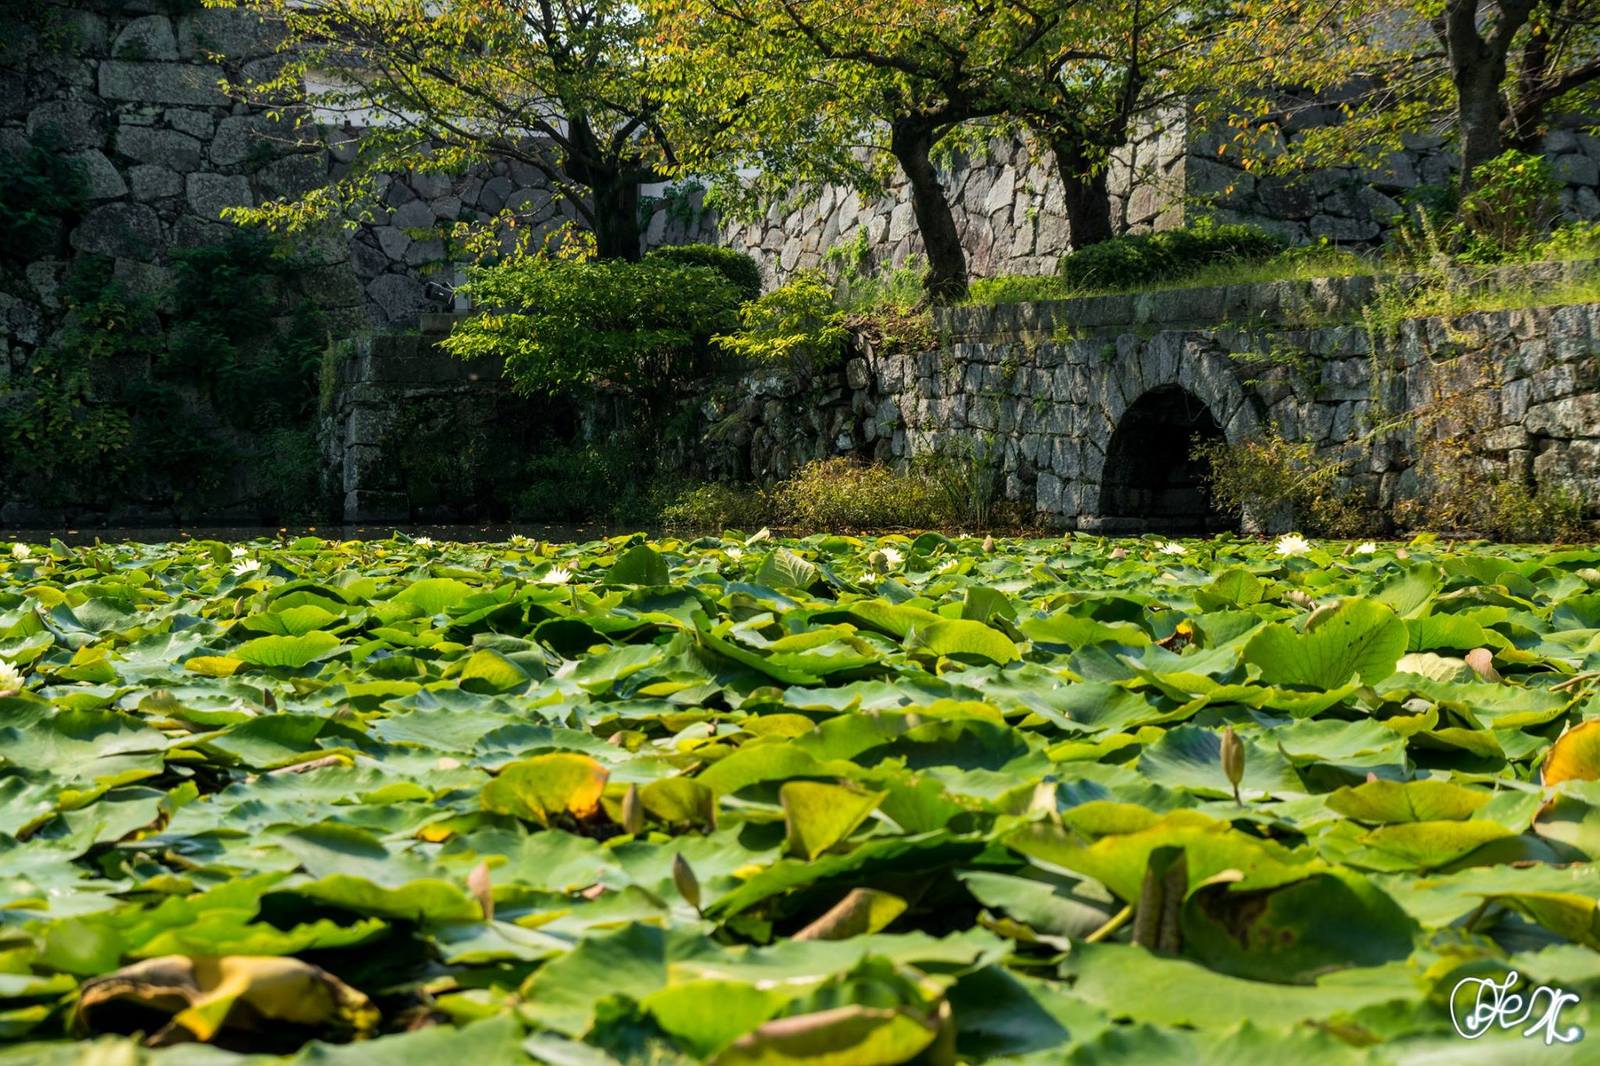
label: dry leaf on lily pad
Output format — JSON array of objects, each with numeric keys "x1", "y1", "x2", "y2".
[
  {"x1": 481, "y1": 753, "x2": 609, "y2": 826},
  {"x1": 709, "y1": 1004, "x2": 943, "y2": 1066},
  {"x1": 74, "y1": 955, "x2": 377, "y2": 1048},
  {"x1": 1541, "y1": 720, "x2": 1600, "y2": 787},
  {"x1": 793, "y1": 888, "x2": 907, "y2": 941}
]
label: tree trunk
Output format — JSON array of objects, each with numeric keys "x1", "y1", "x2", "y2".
[
  {"x1": 590, "y1": 174, "x2": 642, "y2": 261},
  {"x1": 565, "y1": 113, "x2": 643, "y2": 261},
  {"x1": 1456, "y1": 62, "x2": 1507, "y2": 195},
  {"x1": 1050, "y1": 137, "x2": 1114, "y2": 248},
  {"x1": 1439, "y1": 0, "x2": 1530, "y2": 194},
  {"x1": 889, "y1": 117, "x2": 968, "y2": 304}
]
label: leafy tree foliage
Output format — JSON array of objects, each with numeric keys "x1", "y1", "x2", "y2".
[
  {"x1": 651, "y1": 0, "x2": 1080, "y2": 303},
  {"x1": 443, "y1": 256, "x2": 742, "y2": 395},
  {"x1": 999, "y1": 1, "x2": 1230, "y2": 248},
  {"x1": 220, "y1": 0, "x2": 679, "y2": 259},
  {"x1": 1201, "y1": 1, "x2": 1600, "y2": 192}
]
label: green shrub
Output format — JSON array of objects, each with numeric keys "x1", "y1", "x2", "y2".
[
  {"x1": 645, "y1": 244, "x2": 763, "y2": 302},
  {"x1": 1058, "y1": 220, "x2": 1287, "y2": 292},
  {"x1": 657, "y1": 482, "x2": 775, "y2": 531},
  {"x1": 1534, "y1": 221, "x2": 1600, "y2": 262},
  {"x1": 916, "y1": 436, "x2": 1005, "y2": 528},
  {"x1": 258, "y1": 426, "x2": 325, "y2": 520},
  {"x1": 1456, "y1": 149, "x2": 1561, "y2": 262},
  {"x1": 1384, "y1": 184, "x2": 1458, "y2": 267},
  {"x1": 1196, "y1": 431, "x2": 1375, "y2": 537},
  {"x1": 966, "y1": 275, "x2": 1070, "y2": 306},
  {"x1": 1395, "y1": 424, "x2": 1589, "y2": 541},
  {"x1": 0, "y1": 130, "x2": 87, "y2": 261},
  {"x1": 1483, "y1": 482, "x2": 1587, "y2": 542},
  {"x1": 716, "y1": 269, "x2": 848, "y2": 368},
  {"x1": 775, "y1": 458, "x2": 953, "y2": 530},
  {"x1": 447, "y1": 255, "x2": 743, "y2": 396}
]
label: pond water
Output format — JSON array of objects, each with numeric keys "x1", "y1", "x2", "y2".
[{"x1": 0, "y1": 522, "x2": 634, "y2": 547}]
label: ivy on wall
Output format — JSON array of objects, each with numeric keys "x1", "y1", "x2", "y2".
[
  {"x1": 0, "y1": 234, "x2": 330, "y2": 520},
  {"x1": 0, "y1": 132, "x2": 88, "y2": 264}
]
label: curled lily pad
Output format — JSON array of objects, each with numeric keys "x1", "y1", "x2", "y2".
[{"x1": 74, "y1": 955, "x2": 376, "y2": 1046}]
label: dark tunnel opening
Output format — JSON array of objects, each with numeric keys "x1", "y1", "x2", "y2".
[{"x1": 1097, "y1": 385, "x2": 1236, "y2": 534}]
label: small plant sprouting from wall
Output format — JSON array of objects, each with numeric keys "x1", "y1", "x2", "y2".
[
  {"x1": 1391, "y1": 349, "x2": 1588, "y2": 542},
  {"x1": 1195, "y1": 430, "x2": 1374, "y2": 537},
  {"x1": 1228, "y1": 345, "x2": 1318, "y2": 395}
]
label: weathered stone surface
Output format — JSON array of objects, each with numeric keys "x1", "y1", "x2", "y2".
[
  {"x1": 886, "y1": 202, "x2": 917, "y2": 244},
  {"x1": 256, "y1": 151, "x2": 328, "y2": 198},
  {"x1": 98, "y1": 61, "x2": 228, "y2": 106},
  {"x1": 128, "y1": 163, "x2": 181, "y2": 201},
  {"x1": 113, "y1": 16, "x2": 178, "y2": 61},
  {"x1": 209, "y1": 114, "x2": 275, "y2": 167},
  {"x1": 366, "y1": 274, "x2": 426, "y2": 323},
  {"x1": 1553, "y1": 153, "x2": 1600, "y2": 187},
  {"x1": 70, "y1": 149, "x2": 128, "y2": 200},
  {"x1": 26, "y1": 99, "x2": 106, "y2": 149},
  {"x1": 170, "y1": 215, "x2": 230, "y2": 248},
  {"x1": 1309, "y1": 214, "x2": 1380, "y2": 242},
  {"x1": 390, "y1": 198, "x2": 436, "y2": 230},
  {"x1": 114, "y1": 125, "x2": 203, "y2": 170},
  {"x1": 185, "y1": 172, "x2": 252, "y2": 220},
  {"x1": 177, "y1": 9, "x2": 276, "y2": 60},
  {"x1": 70, "y1": 202, "x2": 162, "y2": 260},
  {"x1": 165, "y1": 108, "x2": 215, "y2": 139}
]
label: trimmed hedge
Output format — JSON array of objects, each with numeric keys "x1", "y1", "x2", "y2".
[{"x1": 1059, "y1": 221, "x2": 1287, "y2": 291}]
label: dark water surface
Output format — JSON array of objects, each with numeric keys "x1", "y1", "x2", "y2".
[{"x1": 0, "y1": 523, "x2": 636, "y2": 547}]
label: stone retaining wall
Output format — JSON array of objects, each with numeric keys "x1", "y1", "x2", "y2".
[
  {"x1": 1190, "y1": 125, "x2": 1600, "y2": 247},
  {"x1": 724, "y1": 115, "x2": 1600, "y2": 290},
  {"x1": 690, "y1": 261, "x2": 1600, "y2": 530},
  {"x1": 320, "y1": 315, "x2": 550, "y2": 522},
  {"x1": 722, "y1": 116, "x2": 1187, "y2": 285},
  {"x1": 325, "y1": 262, "x2": 1600, "y2": 529}
]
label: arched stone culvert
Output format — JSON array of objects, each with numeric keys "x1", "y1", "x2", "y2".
[{"x1": 1096, "y1": 385, "x2": 1234, "y2": 534}]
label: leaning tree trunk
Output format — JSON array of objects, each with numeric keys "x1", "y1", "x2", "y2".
[
  {"x1": 889, "y1": 117, "x2": 968, "y2": 304},
  {"x1": 1050, "y1": 137, "x2": 1114, "y2": 248}
]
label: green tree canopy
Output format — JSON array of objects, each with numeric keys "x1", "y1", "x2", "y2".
[
  {"x1": 1197, "y1": 0, "x2": 1600, "y2": 192},
  {"x1": 219, "y1": 0, "x2": 680, "y2": 259},
  {"x1": 651, "y1": 0, "x2": 1082, "y2": 303}
]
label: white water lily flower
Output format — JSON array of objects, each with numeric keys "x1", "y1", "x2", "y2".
[
  {"x1": 10, "y1": 543, "x2": 30, "y2": 561},
  {"x1": 1354, "y1": 542, "x2": 1378, "y2": 555},
  {"x1": 541, "y1": 566, "x2": 573, "y2": 585},
  {"x1": 231, "y1": 558, "x2": 261, "y2": 576},
  {"x1": 0, "y1": 658, "x2": 22, "y2": 691},
  {"x1": 880, "y1": 547, "x2": 904, "y2": 568},
  {"x1": 229, "y1": 545, "x2": 249, "y2": 559},
  {"x1": 413, "y1": 536, "x2": 435, "y2": 548},
  {"x1": 1275, "y1": 533, "x2": 1313, "y2": 557},
  {"x1": 725, "y1": 547, "x2": 743, "y2": 560},
  {"x1": 1159, "y1": 542, "x2": 1187, "y2": 556}
]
